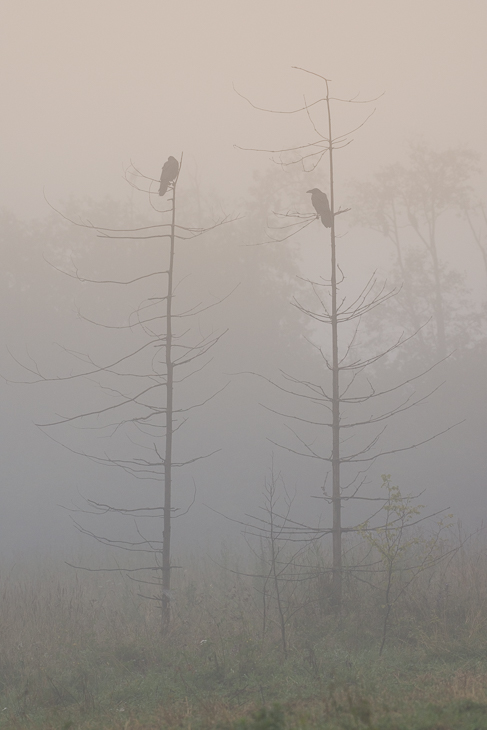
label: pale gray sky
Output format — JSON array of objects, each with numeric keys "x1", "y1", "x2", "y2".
[
  {"x1": 0, "y1": 0, "x2": 486, "y2": 555},
  {"x1": 1, "y1": 0, "x2": 486, "y2": 217}
]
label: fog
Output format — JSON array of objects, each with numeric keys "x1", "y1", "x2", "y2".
[{"x1": 1, "y1": 0, "x2": 487, "y2": 562}]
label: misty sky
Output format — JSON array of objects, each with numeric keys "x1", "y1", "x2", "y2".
[
  {"x1": 1, "y1": 1, "x2": 487, "y2": 557},
  {"x1": 1, "y1": 1, "x2": 486, "y2": 217}
]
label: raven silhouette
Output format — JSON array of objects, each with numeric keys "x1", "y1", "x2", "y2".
[
  {"x1": 159, "y1": 156, "x2": 179, "y2": 196},
  {"x1": 307, "y1": 188, "x2": 332, "y2": 228}
]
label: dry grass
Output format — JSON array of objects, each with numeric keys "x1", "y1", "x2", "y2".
[{"x1": 1, "y1": 533, "x2": 487, "y2": 727}]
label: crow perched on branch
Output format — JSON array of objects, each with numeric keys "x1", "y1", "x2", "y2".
[
  {"x1": 159, "y1": 156, "x2": 179, "y2": 196},
  {"x1": 307, "y1": 188, "x2": 332, "y2": 228}
]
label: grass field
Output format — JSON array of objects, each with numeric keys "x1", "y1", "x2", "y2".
[{"x1": 2, "y1": 529, "x2": 487, "y2": 730}]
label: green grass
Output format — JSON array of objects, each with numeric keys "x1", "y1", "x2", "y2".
[{"x1": 2, "y1": 537, "x2": 487, "y2": 729}]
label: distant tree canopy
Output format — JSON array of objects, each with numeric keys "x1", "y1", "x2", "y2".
[{"x1": 351, "y1": 144, "x2": 485, "y2": 366}]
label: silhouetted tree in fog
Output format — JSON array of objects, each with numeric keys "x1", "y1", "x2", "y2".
[
  {"x1": 352, "y1": 146, "x2": 482, "y2": 363},
  {"x1": 13, "y1": 156, "x2": 237, "y2": 633},
  {"x1": 236, "y1": 69, "x2": 456, "y2": 609},
  {"x1": 463, "y1": 199, "x2": 487, "y2": 290}
]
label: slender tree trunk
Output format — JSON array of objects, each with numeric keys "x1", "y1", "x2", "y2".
[
  {"x1": 330, "y1": 226, "x2": 341, "y2": 607},
  {"x1": 326, "y1": 83, "x2": 342, "y2": 609},
  {"x1": 269, "y1": 503, "x2": 287, "y2": 658},
  {"x1": 162, "y1": 182, "x2": 177, "y2": 633},
  {"x1": 379, "y1": 561, "x2": 394, "y2": 656},
  {"x1": 477, "y1": 206, "x2": 487, "y2": 286},
  {"x1": 391, "y1": 205, "x2": 428, "y2": 359},
  {"x1": 411, "y1": 206, "x2": 446, "y2": 359},
  {"x1": 464, "y1": 206, "x2": 487, "y2": 290},
  {"x1": 428, "y1": 230, "x2": 447, "y2": 359}
]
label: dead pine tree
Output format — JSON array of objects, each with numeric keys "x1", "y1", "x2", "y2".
[
  {"x1": 236, "y1": 68, "x2": 458, "y2": 610},
  {"x1": 15, "y1": 155, "x2": 237, "y2": 634}
]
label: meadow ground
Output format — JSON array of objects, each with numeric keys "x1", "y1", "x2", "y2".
[{"x1": 2, "y1": 532, "x2": 487, "y2": 730}]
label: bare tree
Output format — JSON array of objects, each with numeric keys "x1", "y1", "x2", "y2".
[
  {"x1": 210, "y1": 461, "x2": 317, "y2": 659},
  {"x1": 13, "y1": 156, "x2": 237, "y2": 633},
  {"x1": 236, "y1": 69, "x2": 456, "y2": 609}
]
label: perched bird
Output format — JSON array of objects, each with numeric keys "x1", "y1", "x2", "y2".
[
  {"x1": 159, "y1": 156, "x2": 179, "y2": 196},
  {"x1": 307, "y1": 188, "x2": 332, "y2": 228}
]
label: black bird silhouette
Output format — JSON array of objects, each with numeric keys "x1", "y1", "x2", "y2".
[
  {"x1": 307, "y1": 188, "x2": 332, "y2": 228},
  {"x1": 159, "y1": 156, "x2": 179, "y2": 196}
]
